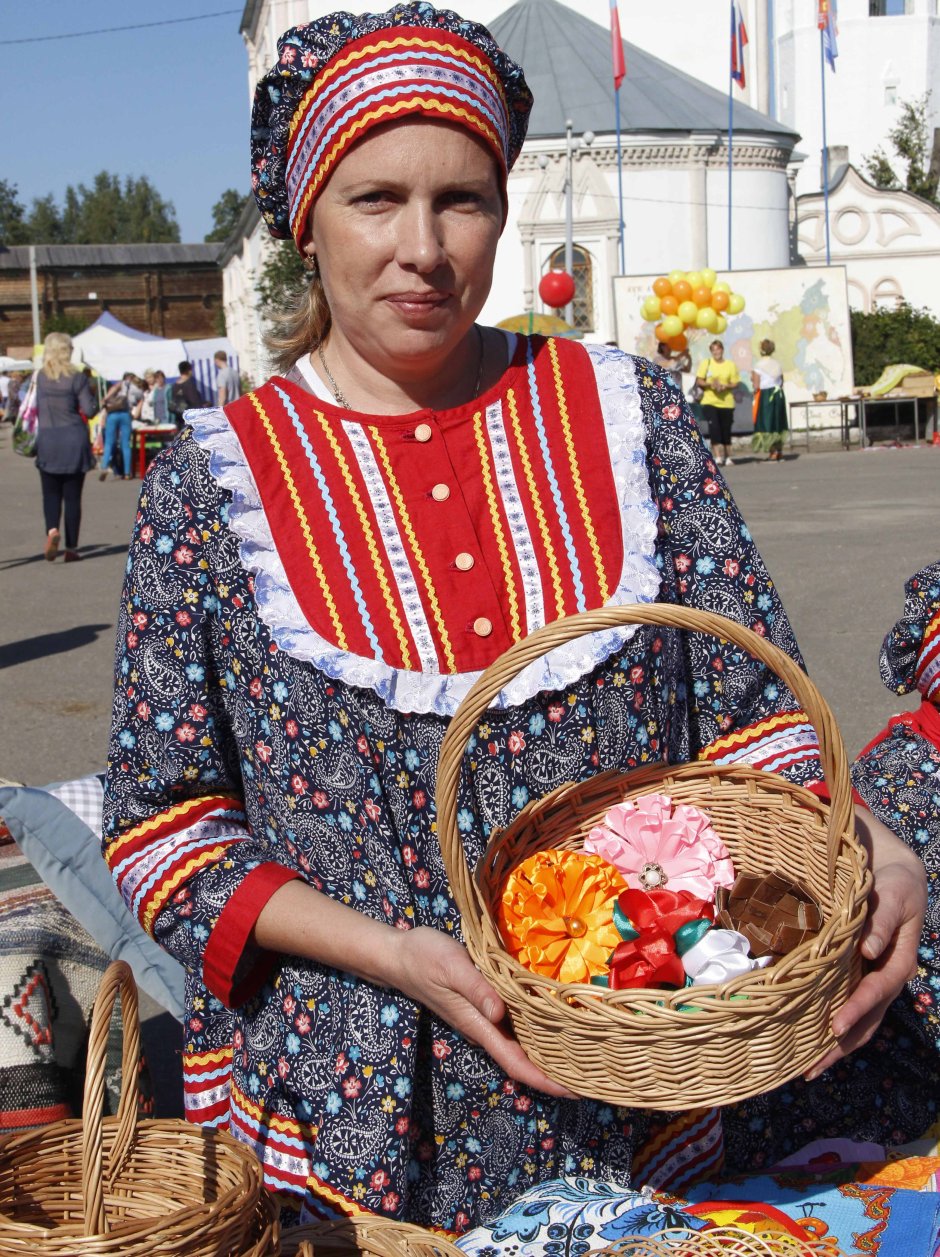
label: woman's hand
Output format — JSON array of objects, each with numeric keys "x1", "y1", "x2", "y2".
[
  {"x1": 389, "y1": 926, "x2": 577, "y2": 1099},
  {"x1": 806, "y1": 807, "x2": 926, "y2": 1079}
]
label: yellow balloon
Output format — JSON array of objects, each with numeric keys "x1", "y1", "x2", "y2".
[
  {"x1": 727, "y1": 293, "x2": 745, "y2": 315},
  {"x1": 660, "y1": 314, "x2": 684, "y2": 339},
  {"x1": 712, "y1": 280, "x2": 731, "y2": 294},
  {"x1": 714, "y1": 314, "x2": 728, "y2": 334},
  {"x1": 677, "y1": 300, "x2": 699, "y2": 325},
  {"x1": 667, "y1": 270, "x2": 686, "y2": 287},
  {"x1": 699, "y1": 268, "x2": 717, "y2": 288},
  {"x1": 641, "y1": 296, "x2": 662, "y2": 321},
  {"x1": 695, "y1": 306, "x2": 719, "y2": 331},
  {"x1": 686, "y1": 271, "x2": 702, "y2": 290}
]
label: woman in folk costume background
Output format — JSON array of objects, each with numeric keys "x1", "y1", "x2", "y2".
[
  {"x1": 102, "y1": 3, "x2": 933, "y2": 1234},
  {"x1": 750, "y1": 338, "x2": 788, "y2": 461}
]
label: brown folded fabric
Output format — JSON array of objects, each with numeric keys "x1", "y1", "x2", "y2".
[{"x1": 715, "y1": 870, "x2": 822, "y2": 959}]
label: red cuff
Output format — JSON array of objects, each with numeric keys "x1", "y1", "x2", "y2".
[
  {"x1": 805, "y1": 778, "x2": 867, "y2": 808},
  {"x1": 202, "y1": 862, "x2": 300, "y2": 1007}
]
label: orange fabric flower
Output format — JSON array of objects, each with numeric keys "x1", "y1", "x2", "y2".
[{"x1": 498, "y1": 849, "x2": 627, "y2": 984}]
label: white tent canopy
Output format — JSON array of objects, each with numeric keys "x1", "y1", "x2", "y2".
[
  {"x1": 72, "y1": 312, "x2": 185, "y2": 381},
  {"x1": 71, "y1": 312, "x2": 236, "y2": 388}
]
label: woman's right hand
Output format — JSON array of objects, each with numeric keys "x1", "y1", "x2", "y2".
[{"x1": 389, "y1": 926, "x2": 577, "y2": 1099}]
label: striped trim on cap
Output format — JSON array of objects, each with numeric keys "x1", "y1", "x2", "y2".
[{"x1": 285, "y1": 29, "x2": 510, "y2": 245}]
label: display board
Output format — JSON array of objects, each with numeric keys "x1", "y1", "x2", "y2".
[{"x1": 613, "y1": 265, "x2": 855, "y2": 409}]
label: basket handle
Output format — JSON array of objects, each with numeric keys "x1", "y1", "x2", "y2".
[
  {"x1": 80, "y1": 960, "x2": 141, "y2": 1237},
  {"x1": 436, "y1": 605, "x2": 853, "y2": 920}
]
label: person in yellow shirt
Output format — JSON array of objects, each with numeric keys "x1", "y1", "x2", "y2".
[{"x1": 696, "y1": 339, "x2": 740, "y2": 466}]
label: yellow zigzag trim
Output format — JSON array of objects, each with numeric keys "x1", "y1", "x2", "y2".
[
  {"x1": 183, "y1": 1047, "x2": 233, "y2": 1069},
  {"x1": 291, "y1": 97, "x2": 500, "y2": 234},
  {"x1": 473, "y1": 408, "x2": 522, "y2": 641},
  {"x1": 369, "y1": 428, "x2": 456, "y2": 673},
  {"x1": 109, "y1": 793, "x2": 240, "y2": 855},
  {"x1": 698, "y1": 708, "x2": 809, "y2": 761},
  {"x1": 632, "y1": 1107, "x2": 714, "y2": 1175},
  {"x1": 547, "y1": 338, "x2": 610, "y2": 602},
  {"x1": 505, "y1": 387, "x2": 566, "y2": 619},
  {"x1": 288, "y1": 33, "x2": 506, "y2": 141},
  {"x1": 232, "y1": 1079, "x2": 317, "y2": 1139},
  {"x1": 142, "y1": 845, "x2": 229, "y2": 933},
  {"x1": 313, "y1": 411, "x2": 412, "y2": 668},
  {"x1": 249, "y1": 392, "x2": 348, "y2": 649}
]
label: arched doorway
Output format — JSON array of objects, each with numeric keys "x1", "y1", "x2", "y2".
[{"x1": 547, "y1": 245, "x2": 594, "y2": 333}]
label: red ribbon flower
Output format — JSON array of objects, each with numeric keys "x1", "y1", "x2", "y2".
[{"x1": 607, "y1": 888, "x2": 715, "y2": 991}]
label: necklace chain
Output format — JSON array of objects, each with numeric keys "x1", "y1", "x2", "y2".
[{"x1": 317, "y1": 326, "x2": 485, "y2": 412}]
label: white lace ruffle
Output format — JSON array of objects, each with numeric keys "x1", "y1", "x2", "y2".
[{"x1": 189, "y1": 348, "x2": 660, "y2": 716}]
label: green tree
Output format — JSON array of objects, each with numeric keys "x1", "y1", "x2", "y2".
[
  {"x1": 863, "y1": 93, "x2": 940, "y2": 206},
  {"x1": 205, "y1": 189, "x2": 250, "y2": 243},
  {"x1": 256, "y1": 238, "x2": 306, "y2": 317},
  {"x1": 0, "y1": 179, "x2": 27, "y2": 245},
  {"x1": 62, "y1": 171, "x2": 180, "y2": 244},
  {"x1": 850, "y1": 303, "x2": 940, "y2": 386},
  {"x1": 25, "y1": 194, "x2": 63, "y2": 244},
  {"x1": 41, "y1": 311, "x2": 92, "y2": 339}
]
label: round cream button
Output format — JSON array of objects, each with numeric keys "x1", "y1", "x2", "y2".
[
  {"x1": 414, "y1": 423, "x2": 433, "y2": 443},
  {"x1": 455, "y1": 552, "x2": 475, "y2": 571},
  {"x1": 473, "y1": 617, "x2": 493, "y2": 638},
  {"x1": 431, "y1": 483, "x2": 451, "y2": 502}
]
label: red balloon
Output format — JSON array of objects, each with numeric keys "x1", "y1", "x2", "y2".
[{"x1": 539, "y1": 270, "x2": 576, "y2": 308}]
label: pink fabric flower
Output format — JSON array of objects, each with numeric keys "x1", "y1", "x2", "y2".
[{"x1": 584, "y1": 792, "x2": 735, "y2": 901}]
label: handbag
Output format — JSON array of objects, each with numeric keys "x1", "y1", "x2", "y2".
[
  {"x1": 688, "y1": 379, "x2": 705, "y2": 404},
  {"x1": 12, "y1": 374, "x2": 38, "y2": 458},
  {"x1": 104, "y1": 384, "x2": 128, "y2": 413}
]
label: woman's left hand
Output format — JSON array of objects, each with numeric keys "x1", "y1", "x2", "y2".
[{"x1": 806, "y1": 807, "x2": 926, "y2": 1078}]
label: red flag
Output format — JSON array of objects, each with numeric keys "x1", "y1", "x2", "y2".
[
  {"x1": 731, "y1": 1, "x2": 749, "y2": 90},
  {"x1": 610, "y1": 0, "x2": 626, "y2": 91}
]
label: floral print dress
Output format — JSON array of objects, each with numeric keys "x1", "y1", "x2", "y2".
[{"x1": 102, "y1": 339, "x2": 938, "y2": 1234}]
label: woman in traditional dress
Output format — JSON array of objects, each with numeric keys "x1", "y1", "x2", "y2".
[
  {"x1": 102, "y1": 4, "x2": 932, "y2": 1235},
  {"x1": 751, "y1": 339, "x2": 788, "y2": 461}
]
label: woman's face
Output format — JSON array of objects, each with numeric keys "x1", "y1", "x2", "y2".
[
  {"x1": 710, "y1": 341, "x2": 724, "y2": 361},
  {"x1": 308, "y1": 119, "x2": 504, "y2": 379}
]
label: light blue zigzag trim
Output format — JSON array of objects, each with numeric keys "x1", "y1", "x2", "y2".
[
  {"x1": 524, "y1": 339, "x2": 586, "y2": 611},
  {"x1": 288, "y1": 47, "x2": 506, "y2": 164},
  {"x1": 289, "y1": 80, "x2": 504, "y2": 220},
  {"x1": 272, "y1": 385, "x2": 383, "y2": 661}
]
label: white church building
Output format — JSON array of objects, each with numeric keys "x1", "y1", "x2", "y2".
[{"x1": 225, "y1": 0, "x2": 940, "y2": 383}]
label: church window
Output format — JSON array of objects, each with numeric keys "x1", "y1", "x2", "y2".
[
  {"x1": 869, "y1": 0, "x2": 912, "y2": 13},
  {"x1": 547, "y1": 245, "x2": 595, "y2": 333},
  {"x1": 884, "y1": 84, "x2": 898, "y2": 104},
  {"x1": 872, "y1": 277, "x2": 903, "y2": 309}
]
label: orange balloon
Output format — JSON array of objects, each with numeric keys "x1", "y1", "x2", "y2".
[
  {"x1": 711, "y1": 290, "x2": 730, "y2": 312},
  {"x1": 653, "y1": 323, "x2": 668, "y2": 343},
  {"x1": 652, "y1": 277, "x2": 672, "y2": 298},
  {"x1": 668, "y1": 333, "x2": 688, "y2": 352},
  {"x1": 672, "y1": 280, "x2": 692, "y2": 303},
  {"x1": 659, "y1": 295, "x2": 679, "y2": 316},
  {"x1": 693, "y1": 286, "x2": 712, "y2": 308}
]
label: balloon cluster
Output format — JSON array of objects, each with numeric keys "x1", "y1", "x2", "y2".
[{"x1": 640, "y1": 269, "x2": 746, "y2": 351}]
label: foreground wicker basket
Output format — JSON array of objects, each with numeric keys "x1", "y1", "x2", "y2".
[
  {"x1": 0, "y1": 960, "x2": 266, "y2": 1255},
  {"x1": 281, "y1": 1215, "x2": 464, "y2": 1255},
  {"x1": 596, "y1": 1229, "x2": 845, "y2": 1256},
  {"x1": 436, "y1": 605, "x2": 871, "y2": 1109}
]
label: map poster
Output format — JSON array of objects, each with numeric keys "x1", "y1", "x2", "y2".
[{"x1": 612, "y1": 265, "x2": 855, "y2": 408}]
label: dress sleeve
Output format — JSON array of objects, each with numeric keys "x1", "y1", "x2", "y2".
[
  {"x1": 102, "y1": 431, "x2": 300, "y2": 1008},
  {"x1": 634, "y1": 357, "x2": 824, "y2": 790}
]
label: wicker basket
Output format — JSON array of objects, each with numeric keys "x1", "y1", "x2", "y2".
[
  {"x1": 436, "y1": 605, "x2": 871, "y2": 1108},
  {"x1": 596, "y1": 1229, "x2": 843, "y2": 1256},
  {"x1": 281, "y1": 1215, "x2": 464, "y2": 1255},
  {"x1": 0, "y1": 960, "x2": 266, "y2": 1255}
]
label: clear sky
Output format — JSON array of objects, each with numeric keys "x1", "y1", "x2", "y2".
[{"x1": 0, "y1": 4, "x2": 251, "y2": 242}]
